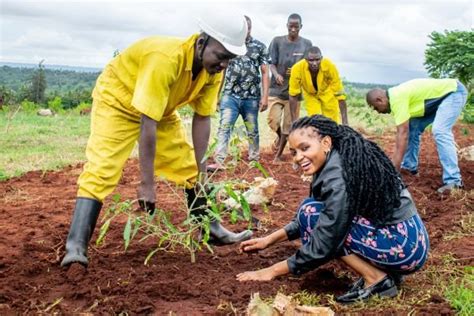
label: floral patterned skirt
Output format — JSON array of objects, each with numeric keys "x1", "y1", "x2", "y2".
[{"x1": 297, "y1": 198, "x2": 429, "y2": 274}]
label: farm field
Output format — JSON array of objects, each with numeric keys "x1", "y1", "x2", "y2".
[{"x1": 0, "y1": 122, "x2": 472, "y2": 314}]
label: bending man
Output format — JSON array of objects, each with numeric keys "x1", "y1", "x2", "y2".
[{"x1": 61, "y1": 15, "x2": 253, "y2": 268}]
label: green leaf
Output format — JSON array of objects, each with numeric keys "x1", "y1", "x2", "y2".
[
  {"x1": 123, "y1": 216, "x2": 132, "y2": 251},
  {"x1": 96, "y1": 218, "x2": 112, "y2": 246},
  {"x1": 240, "y1": 195, "x2": 251, "y2": 221},
  {"x1": 230, "y1": 209, "x2": 238, "y2": 224},
  {"x1": 250, "y1": 161, "x2": 269, "y2": 178},
  {"x1": 112, "y1": 194, "x2": 121, "y2": 203},
  {"x1": 131, "y1": 217, "x2": 142, "y2": 239},
  {"x1": 144, "y1": 248, "x2": 160, "y2": 265},
  {"x1": 225, "y1": 185, "x2": 239, "y2": 201}
]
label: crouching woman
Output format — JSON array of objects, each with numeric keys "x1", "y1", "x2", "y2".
[{"x1": 237, "y1": 115, "x2": 429, "y2": 303}]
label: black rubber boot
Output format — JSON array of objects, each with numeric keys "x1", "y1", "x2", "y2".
[
  {"x1": 185, "y1": 188, "x2": 252, "y2": 245},
  {"x1": 60, "y1": 198, "x2": 102, "y2": 268}
]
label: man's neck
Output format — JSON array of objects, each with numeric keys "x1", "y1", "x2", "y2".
[{"x1": 192, "y1": 43, "x2": 203, "y2": 80}]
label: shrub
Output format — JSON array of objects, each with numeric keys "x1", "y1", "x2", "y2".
[{"x1": 20, "y1": 100, "x2": 38, "y2": 113}]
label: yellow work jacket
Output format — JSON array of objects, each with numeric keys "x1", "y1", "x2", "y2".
[
  {"x1": 92, "y1": 34, "x2": 223, "y2": 122},
  {"x1": 289, "y1": 57, "x2": 345, "y2": 109}
]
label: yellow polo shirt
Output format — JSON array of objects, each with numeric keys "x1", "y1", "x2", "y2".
[
  {"x1": 289, "y1": 58, "x2": 345, "y2": 122},
  {"x1": 93, "y1": 33, "x2": 222, "y2": 121}
]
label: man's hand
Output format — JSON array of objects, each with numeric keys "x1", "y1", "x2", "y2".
[
  {"x1": 239, "y1": 237, "x2": 269, "y2": 253},
  {"x1": 137, "y1": 182, "x2": 156, "y2": 213},
  {"x1": 259, "y1": 96, "x2": 268, "y2": 112},
  {"x1": 274, "y1": 73, "x2": 284, "y2": 86}
]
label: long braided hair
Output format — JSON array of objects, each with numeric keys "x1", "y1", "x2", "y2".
[{"x1": 290, "y1": 115, "x2": 404, "y2": 224}]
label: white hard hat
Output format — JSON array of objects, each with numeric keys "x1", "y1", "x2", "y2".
[{"x1": 197, "y1": 14, "x2": 248, "y2": 56}]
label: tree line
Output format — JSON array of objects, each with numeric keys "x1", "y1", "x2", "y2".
[{"x1": 0, "y1": 30, "x2": 471, "y2": 118}]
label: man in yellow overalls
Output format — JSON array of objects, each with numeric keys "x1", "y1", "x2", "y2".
[
  {"x1": 288, "y1": 46, "x2": 348, "y2": 125},
  {"x1": 61, "y1": 15, "x2": 253, "y2": 268}
]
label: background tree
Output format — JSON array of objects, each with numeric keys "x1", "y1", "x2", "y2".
[
  {"x1": 424, "y1": 30, "x2": 473, "y2": 85},
  {"x1": 425, "y1": 29, "x2": 474, "y2": 122},
  {"x1": 29, "y1": 60, "x2": 47, "y2": 104}
]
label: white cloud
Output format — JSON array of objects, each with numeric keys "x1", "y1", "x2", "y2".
[{"x1": 1, "y1": 0, "x2": 472, "y2": 84}]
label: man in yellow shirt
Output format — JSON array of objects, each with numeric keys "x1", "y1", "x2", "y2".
[
  {"x1": 61, "y1": 15, "x2": 253, "y2": 268},
  {"x1": 289, "y1": 46, "x2": 348, "y2": 125}
]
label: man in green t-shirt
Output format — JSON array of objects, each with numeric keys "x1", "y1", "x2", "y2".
[{"x1": 366, "y1": 78, "x2": 468, "y2": 193}]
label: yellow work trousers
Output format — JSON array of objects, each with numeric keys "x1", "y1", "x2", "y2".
[
  {"x1": 305, "y1": 97, "x2": 341, "y2": 124},
  {"x1": 77, "y1": 96, "x2": 197, "y2": 202}
]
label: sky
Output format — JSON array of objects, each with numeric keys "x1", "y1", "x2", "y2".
[{"x1": 1, "y1": 0, "x2": 473, "y2": 84}]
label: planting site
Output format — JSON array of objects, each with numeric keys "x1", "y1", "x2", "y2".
[{"x1": 1, "y1": 124, "x2": 473, "y2": 315}]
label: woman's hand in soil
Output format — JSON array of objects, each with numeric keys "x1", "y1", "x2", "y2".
[
  {"x1": 236, "y1": 267, "x2": 275, "y2": 282},
  {"x1": 239, "y1": 237, "x2": 269, "y2": 253}
]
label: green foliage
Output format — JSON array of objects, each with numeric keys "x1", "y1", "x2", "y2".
[
  {"x1": 0, "y1": 169, "x2": 8, "y2": 182},
  {"x1": 424, "y1": 30, "x2": 474, "y2": 84},
  {"x1": 47, "y1": 96, "x2": 63, "y2": 113},
  {"x1": 0, "y1": 85, "x2": 15, "y2": 106},
  {"x1": 29, "y1": 60, "x2": 47, "y2": 104},
  {"x1": 462, "y1": 92, "x2": 474, "y2": 123},
  {"x1": 97, "y1": 195, "x2": 210, "y2": 264},
  {"x1": 20, "y1": 100, "x2": 38, "y2": 113},
  {"x1": 0, "y1": 111, "x2": 90, "y2": 178},
  {"x1": 444, "y1": 266, "x2": 474, "y2": 316},
  {"x1": 0, "y1": 65, "x2": 98, "y2": 107}
]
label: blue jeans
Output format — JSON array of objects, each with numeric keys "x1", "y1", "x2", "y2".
[
  {"x1": 214, "y1": 94, "x2": 260, "y2": 163},
  {"x1": 401, "y1": 81, "x2": 468, "y2": 185}
]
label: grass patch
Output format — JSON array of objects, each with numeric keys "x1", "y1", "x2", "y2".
[
  {"x1": 0, "y1": 111, "x2": 90, "y2": 179},
  {"x1": 0, "y1": 102, "x2": 392, "y2": 181},
  {"x1": 254, "y1": 253, "x2": 471, "y2": 314},
  {"x1": 443, "y1": 210, "x2": 474, "y2": 241},
  {"x1": 445, "y1": 266, "x2": 474, "y2": 316}
]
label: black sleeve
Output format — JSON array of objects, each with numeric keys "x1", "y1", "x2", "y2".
[
  {"x1": 286, "y1": 183, "x2": 353, "y2": 275},
  {"x1": 283, "y1": 215, "x2": 301, "y2": 241}
]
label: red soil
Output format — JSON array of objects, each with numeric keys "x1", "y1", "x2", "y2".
[{"x1": 1, "y1": 124, "x2": 473, "y2": 315}]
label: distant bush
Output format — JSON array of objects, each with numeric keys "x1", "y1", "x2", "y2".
[
  {"x1": 20, "y1": 100, "x2": 38, "y2": 113},
  {"x1": 47, "y1": 96, "x2": 64, "y2": 113}
]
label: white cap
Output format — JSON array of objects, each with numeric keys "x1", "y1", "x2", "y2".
[{"x1": 197, "y1": 14, "x2": 248, "y2": 56}]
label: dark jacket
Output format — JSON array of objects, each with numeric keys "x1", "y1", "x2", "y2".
[{"x1": 284, "y1": 150, "x2": 417, "y2": 275}]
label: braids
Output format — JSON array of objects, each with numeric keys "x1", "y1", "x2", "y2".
[{"x1": 290, "y1": 115, "x2": 404, "y2": 224}]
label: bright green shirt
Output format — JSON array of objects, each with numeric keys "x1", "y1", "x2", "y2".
[{"x1": 388, "y1": 78, "x2": 457, "y2": 125}]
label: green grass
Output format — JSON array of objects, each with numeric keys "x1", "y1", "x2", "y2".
[
  {"x1": 0, "y1": 111, "x2": 90, "y2": 178},
  {"x1": 0, "y1": 100, "x2": 394, "y2": 180},
  {"x1": 445, "y1": 267, "x2": 474, "y2": 316}
]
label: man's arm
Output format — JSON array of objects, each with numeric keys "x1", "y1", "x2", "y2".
[
  {"x1": 392, "y1": 121, "x2": 409, "y2": 170},
  {"x1": 338, "y1": 99, "x2": 348, "y2": 125},
  {"x1": 259, "y1": 64, "x2": 269, "y2": 111},
  {"x1": 138, "y1": 114, "x2": 158, "y2": 209},
  {"x1": 192, "y1": 112, "x2": 211, "y2": 174},
  {"x1": 270, "y1": 64, "x2": 284, "y2": 86},
  {"x1": 289, "y1": 95, "x2": 300, "y2": 123}
]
